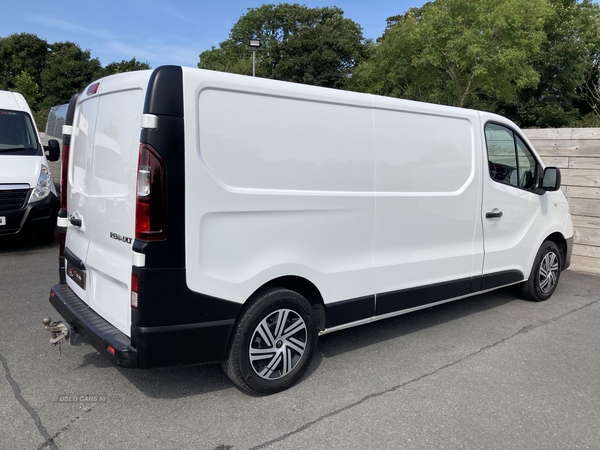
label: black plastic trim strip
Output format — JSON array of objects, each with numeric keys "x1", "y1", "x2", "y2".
[
  {"x1": 143, "y1": 66, "x2": 184, "y2": 117},
  {"x1": 325, "y1": 295, "x2": 374, "y2": 328},
  {"x1": 326, "y1": 270, "x2": 525, "y2": 328},
  {"x1": 131, "y1": 267, "x2": 242, "y2": 328},
  {"x1": 135, "y1": 319, "x2": 235, "y2": 334},
  {"x1": 131, "y1": 320, "x2": 235, "y2": 368},
  {"x1": 134, "y1": 66, "x2": 186, "y2": 269},
  {"x1": 480, "y1": 270, "x2": 523, "y2": 291},
  {"x1": 376, "y1": 277, "x2": 473, "y2": 316},
  {"x1": 62, "y1": 92, "x2": 80, "y2": 146},
  {"x1": 58, "y1": 255, "x2": 66, "y2": 285}
]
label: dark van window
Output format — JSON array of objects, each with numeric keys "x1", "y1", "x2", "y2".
[
  {"x1": 485, "y1": 123, "x2": 537, "y2": 190},
  {"x1": 0, "y1": 109, "x2": 40, "y2": 156}
]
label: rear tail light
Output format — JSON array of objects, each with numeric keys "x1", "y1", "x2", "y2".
[
  {"x1": 131, "y1": 273, "x2": 139, "y2": 310},
  {"x1": 135, "y1": 144, "x2": 166, "y2": 240}
]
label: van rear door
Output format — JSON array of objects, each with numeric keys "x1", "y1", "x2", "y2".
[
  {"x1": 65, "y1": 94, "x2": 98, "y2": 308},
  {"x1": 65, "y1": 73, "x2": 150, "y2": 336}
]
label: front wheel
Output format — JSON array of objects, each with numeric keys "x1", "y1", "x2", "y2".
[
  {"x1": 519, "y1": 241, "x2": 562, "y2": 302},
  {"x1": 222, "y1": 288, "x2": 318, "y2": 395}
]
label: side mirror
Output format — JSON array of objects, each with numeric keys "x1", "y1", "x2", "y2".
[
  {"x1": 539, "y1": 166, "x2": 561, "y2": 193},
  {"x1": 44, "y1": 139, "x2": 60, "y2": 162}
]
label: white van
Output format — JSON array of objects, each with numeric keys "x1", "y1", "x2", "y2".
[
  {"x1": 0, "y1": 90, "x2": 60, "y2": 242},
  {"x1": 45, "y1": 66, "x2": 573, "y2": 395}
]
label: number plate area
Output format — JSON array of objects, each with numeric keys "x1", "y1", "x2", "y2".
[
  {"x1": 0, "y1": 217, "x2": 5, "y2": 226},
  {"x1": 66, "y1": 260, "x2": 86, "y2": 290}
]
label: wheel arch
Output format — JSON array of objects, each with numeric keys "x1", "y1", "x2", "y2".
[
  {"x1": 246, "y1": 276, "x2": 327, "y2": 331},
  {"x1": 544, "y1": 231, "x2": 569, "y2": 271}
]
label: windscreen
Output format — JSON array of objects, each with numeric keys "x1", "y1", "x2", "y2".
[{"x1": 0, "y1": 109, "x2": 41, "y2": 156}]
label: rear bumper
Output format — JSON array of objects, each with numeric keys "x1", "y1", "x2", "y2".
[
  {"x1": 49, "y1": 283, "x2": 236, "y2": 369},
  {"x1": 49, "y1": 284, "x2": 138, "y2": 367}
]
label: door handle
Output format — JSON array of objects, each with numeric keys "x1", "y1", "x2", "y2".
[
  {"x1": 486, "y1": 209, "x2": 503, "y2": 219},
  {"x1": 70, "y1": 217, "x2": 82, "y2": 227}
]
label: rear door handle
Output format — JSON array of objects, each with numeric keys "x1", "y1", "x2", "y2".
[
  {"x1": 486, "y1": 209, "x2": 503, "y2": 219},
  {"x1": 70, "y1": 217, "x2": 82, "y2": 227}
]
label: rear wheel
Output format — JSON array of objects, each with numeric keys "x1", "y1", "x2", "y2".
[
  {"x1": 222, "y1": 288, "x2": 318, "y2": 395},
  {"x1": 520, "y1": 241, "x2": 561, "y2": 302}
]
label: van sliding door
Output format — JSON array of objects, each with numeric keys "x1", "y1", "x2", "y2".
[{"x1": 372, "y1": 105, "x2": 484, "y2": 315}]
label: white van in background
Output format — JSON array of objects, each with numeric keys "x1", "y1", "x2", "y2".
[
  {"x1": 0, "y1": 90, "x2": 60, "y2": 242},
  {"x1": 44, "y1": 66, "x2": 573, "y2": 395}
]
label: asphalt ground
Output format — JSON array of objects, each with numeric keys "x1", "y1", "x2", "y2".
[{"x1": 1, "y1": 234, "x2": 599, "y2": 450}]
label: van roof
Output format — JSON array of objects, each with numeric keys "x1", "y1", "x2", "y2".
[{"x1": 0, "y1": 90, "x2": 31, "y2": 113}]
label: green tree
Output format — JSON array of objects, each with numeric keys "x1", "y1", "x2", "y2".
[
  {"x1": 0, "y1": 33, "x2": 49, "y2": 92},
  {"x1": 13, "y1": 70, "x2": 41, "y2": 108},
  {"x1": 350, "y1": 0, "x2": 551, "y2": 110},
  {"x1": 499, "y1": 0, "x2": 600, "y2": 127},
  {"x1": 97, "y1": 57, "x2": 151, "y2": 78},
  {"x1": 39, "y1": 42, "x2": 102, "y2": 108},
  {"x1": 198, "y1": 3, "x2": 367, "y2": 89}
]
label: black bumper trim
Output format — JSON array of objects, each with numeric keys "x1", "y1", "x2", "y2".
[
  {"x1": 49, "y1": 284, "x2": 138, "y2": 367},
  {"x1": 49, "y1": 283, "x2": 237, "y2": 369},
  {"x1": 136, "y1": 319, "x2": 235, "y2": 334}
]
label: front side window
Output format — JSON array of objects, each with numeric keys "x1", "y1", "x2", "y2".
[
  {"x1": 0, "y1": 109, "x2": 40, "y2": 156},
  {"x1": 485, "y1": 123, "x2": 537, "y2": 190}
]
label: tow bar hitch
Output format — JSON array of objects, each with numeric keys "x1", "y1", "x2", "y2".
[{"x1": 42, "y1": 317, "x2": 80, "y2": 346}]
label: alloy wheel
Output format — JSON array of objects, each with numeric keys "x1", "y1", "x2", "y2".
[{"x1": 249, "y1": 308, "x2": 307, "y2": 380}]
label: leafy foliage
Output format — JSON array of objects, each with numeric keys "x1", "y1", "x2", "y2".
[
  {"x1": 198, "y1": 4, "x2": 367, "y2": 89},
  {"x1": 98, "y1": 58, "x2": 151, "y2": 78},
  {"x1": 39, "y1": 42, "x2": 102, "y2": 108},
  {"x1": 13, "y1": 70, "x2": 41, "y2": 109},
  {"x1": 349, "y1": 0, "x2": 552, "y2": 110},
  {"x1": 0, "y1": 33, "x2": 151, "y2": 128},
  {"x1": 4, "y1": 1, "x2": 600, "y2": 129},
  {"x1": 498, "y1": 0, "x2": 600, "y2": 127},
  {"x1": 0, "y1": 33, "x2": 49, "y2": 96}
]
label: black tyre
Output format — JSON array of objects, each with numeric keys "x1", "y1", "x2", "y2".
[
  {"x1": 222, "y1": 287, "x2": 318, "y2": 395},
  {"x1": 519, "y1": 241, "x2": 561, "y2": 302}
]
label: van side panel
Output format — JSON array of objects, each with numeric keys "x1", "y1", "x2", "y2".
[
  {"x1": 183, "y1": 69, "x2": 377, "y2": 307},
  {"x1": 371, "y1": 100, "x2": 484, "y2": 314}
]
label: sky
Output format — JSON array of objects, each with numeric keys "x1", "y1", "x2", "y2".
[{"x1": 1, "y1": 1, "x2": 427, "y2": 69}]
